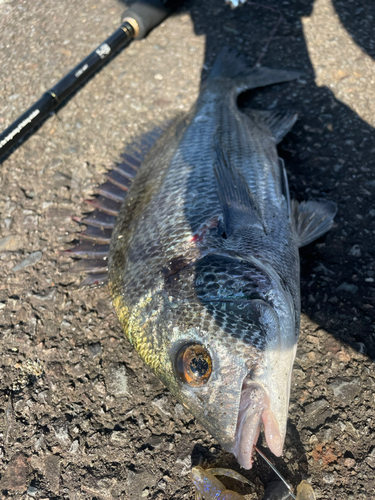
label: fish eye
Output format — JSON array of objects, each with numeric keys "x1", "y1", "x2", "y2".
[{"x1": 176, "y1": 344, "x2": 212, "y2": 387}]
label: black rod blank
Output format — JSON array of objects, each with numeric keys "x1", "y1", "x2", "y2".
[
  {"x1": 0, "y1": 23, "x2": 134, "y2": 157},
  {"x1": 0, "y1": 0, "x2": 173, "y2": 160}
]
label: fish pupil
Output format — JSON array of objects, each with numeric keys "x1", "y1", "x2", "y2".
[{"x1": 190, "y1": 355, "x2": 209, "y2": 377}]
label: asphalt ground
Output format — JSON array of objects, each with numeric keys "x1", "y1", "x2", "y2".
[{"x1": 0, "y1": 0, "x2": 375, "y2": 498}]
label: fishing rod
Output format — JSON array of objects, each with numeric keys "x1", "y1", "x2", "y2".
[{"x1": 0, "y1": 0, "x2": 174, "y2": 161}]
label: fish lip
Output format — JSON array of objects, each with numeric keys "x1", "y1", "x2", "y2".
[
  {"x1": 231, "y1": 378, "x2": 283, "y2": 469},
  {"x1": 231, "y1": 380, "x2": 265, "y2": 469}
]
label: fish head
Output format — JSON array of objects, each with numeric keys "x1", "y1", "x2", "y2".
[{"x1": 157, "y1": 254, "x2": 297, "y2": 470}]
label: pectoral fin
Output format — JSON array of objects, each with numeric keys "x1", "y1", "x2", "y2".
[
  {"x1": 279, "y1": 158, "x2": 291, "y2": 217},
  {"x1": 213, "y1": 135, "x2": 262, "y2": 237},
  {"x1": 292, "y1": 199, "x2": 337, "y2": 247}
]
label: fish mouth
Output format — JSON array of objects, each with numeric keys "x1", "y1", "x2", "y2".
[{"x1": 231, "y1": 378, "x2": 283, "y2": 469}]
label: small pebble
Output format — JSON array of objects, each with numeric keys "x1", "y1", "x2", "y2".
[
  {"x1": 348, "y1": 244, "x2": 361, "y2": 257},
  {"x1": 27, "y1": 486, "x2": 38, "y2": 496},
  {"x1": 105, "y1": 363, "x2": 129, "y2": 396},
  {"x1": 12, "y1": 251, "x2": 42, "y2": 272},
  {"x1": 336, "y1": 282, "x2": 358, "y2": 294},
  {"x1": 0, "y1": 235, "x2": 20, "y2": 252},
  {"x1": 344, "y1": 458, "x2": 356, "y2": 468},
  {"x1": 4, "y1": 217, "x2": 13, "y2": 229},
  {"x1": 322, "y1": 473, "x2": 335, "y2": 484},
  {"x1": 88, "y1": 342, "x2": 102, "y2": 357}
]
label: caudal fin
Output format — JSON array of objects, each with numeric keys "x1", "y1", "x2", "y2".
[
  {"x1": 208, "y1": 47, "x2": 251, "y2": 80},
  {"x1": 208, "y1": 47, "x2": 302, "y2": 90},
  {"x1": 246, "y1": 109, "x2": 298, "y2": 144}
]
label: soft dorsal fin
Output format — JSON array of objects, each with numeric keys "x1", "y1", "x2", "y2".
[
  {"x1": 213, "y1": 135, "x2": 262, "y2": 238},
  {"x1": 292, "y1": 199, "x2": 337, "y2": 247},
  {"x1": 244, "y1": 109, "x2": 298, "y2": 144}
]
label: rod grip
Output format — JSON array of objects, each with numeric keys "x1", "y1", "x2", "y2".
[{"x1": 121, "y1": 0, "x2": 172, "y2": 39}]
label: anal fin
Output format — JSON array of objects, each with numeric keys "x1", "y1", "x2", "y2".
[{"x1": 292, "y1": 199, "x2": 337, "y2": 247}]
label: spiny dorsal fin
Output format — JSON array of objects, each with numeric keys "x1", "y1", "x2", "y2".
[
  {"x1": 245, "y1": 109, "x2": 298, "y2": 143},
  {"x1": 67, "y1": 123, "x2": 172, "y2": 286},
  {"x1": 213, "y1": 134, "x2": 262, "y2": 238},
  {"x1": 292, "y1": 199, "x2": 337, "y2": 247}
]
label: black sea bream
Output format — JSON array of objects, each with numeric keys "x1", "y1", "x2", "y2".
[{"x1": 71, "y1": 48, "x2": 336, "y2": 469}]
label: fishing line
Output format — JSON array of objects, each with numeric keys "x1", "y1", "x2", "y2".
[
  {"x1": 254, "y1": 445, "x2": 297, "y2": 499},
  {"x1": 244, "y1": 2, "x2": 284, "y2": 67}
]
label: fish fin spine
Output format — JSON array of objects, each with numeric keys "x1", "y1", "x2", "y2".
[{"x1": 66, "y1": 126, "x2": 167, "y2": 286}]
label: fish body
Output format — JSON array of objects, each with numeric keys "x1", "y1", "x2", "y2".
[{"x1": 75, "y1": 49, "x2": 336, "y2": 468}]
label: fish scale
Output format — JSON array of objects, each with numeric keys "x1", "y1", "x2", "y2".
[
  {"x1": 216, "y1": 92, "x2": 278, "y2": 205},
  {"x1": 180, "y1": 96, "x2": 301, "y2": 335}
]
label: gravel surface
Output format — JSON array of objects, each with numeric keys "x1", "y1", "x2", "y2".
[{"x1": 1, "y1": 0, "x2": 375, "y2": 499}]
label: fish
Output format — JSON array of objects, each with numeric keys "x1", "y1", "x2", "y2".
[{"x1": 69, "y1": 48, "x2": 337, "y2": 469}]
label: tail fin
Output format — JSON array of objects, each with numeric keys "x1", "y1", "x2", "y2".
[
  {"x1": 208, "y1": 47, "x2": 302, "y2": 90},
  {"x1": 208, "y1": 47, "x2": 251, "y2": 80}
]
